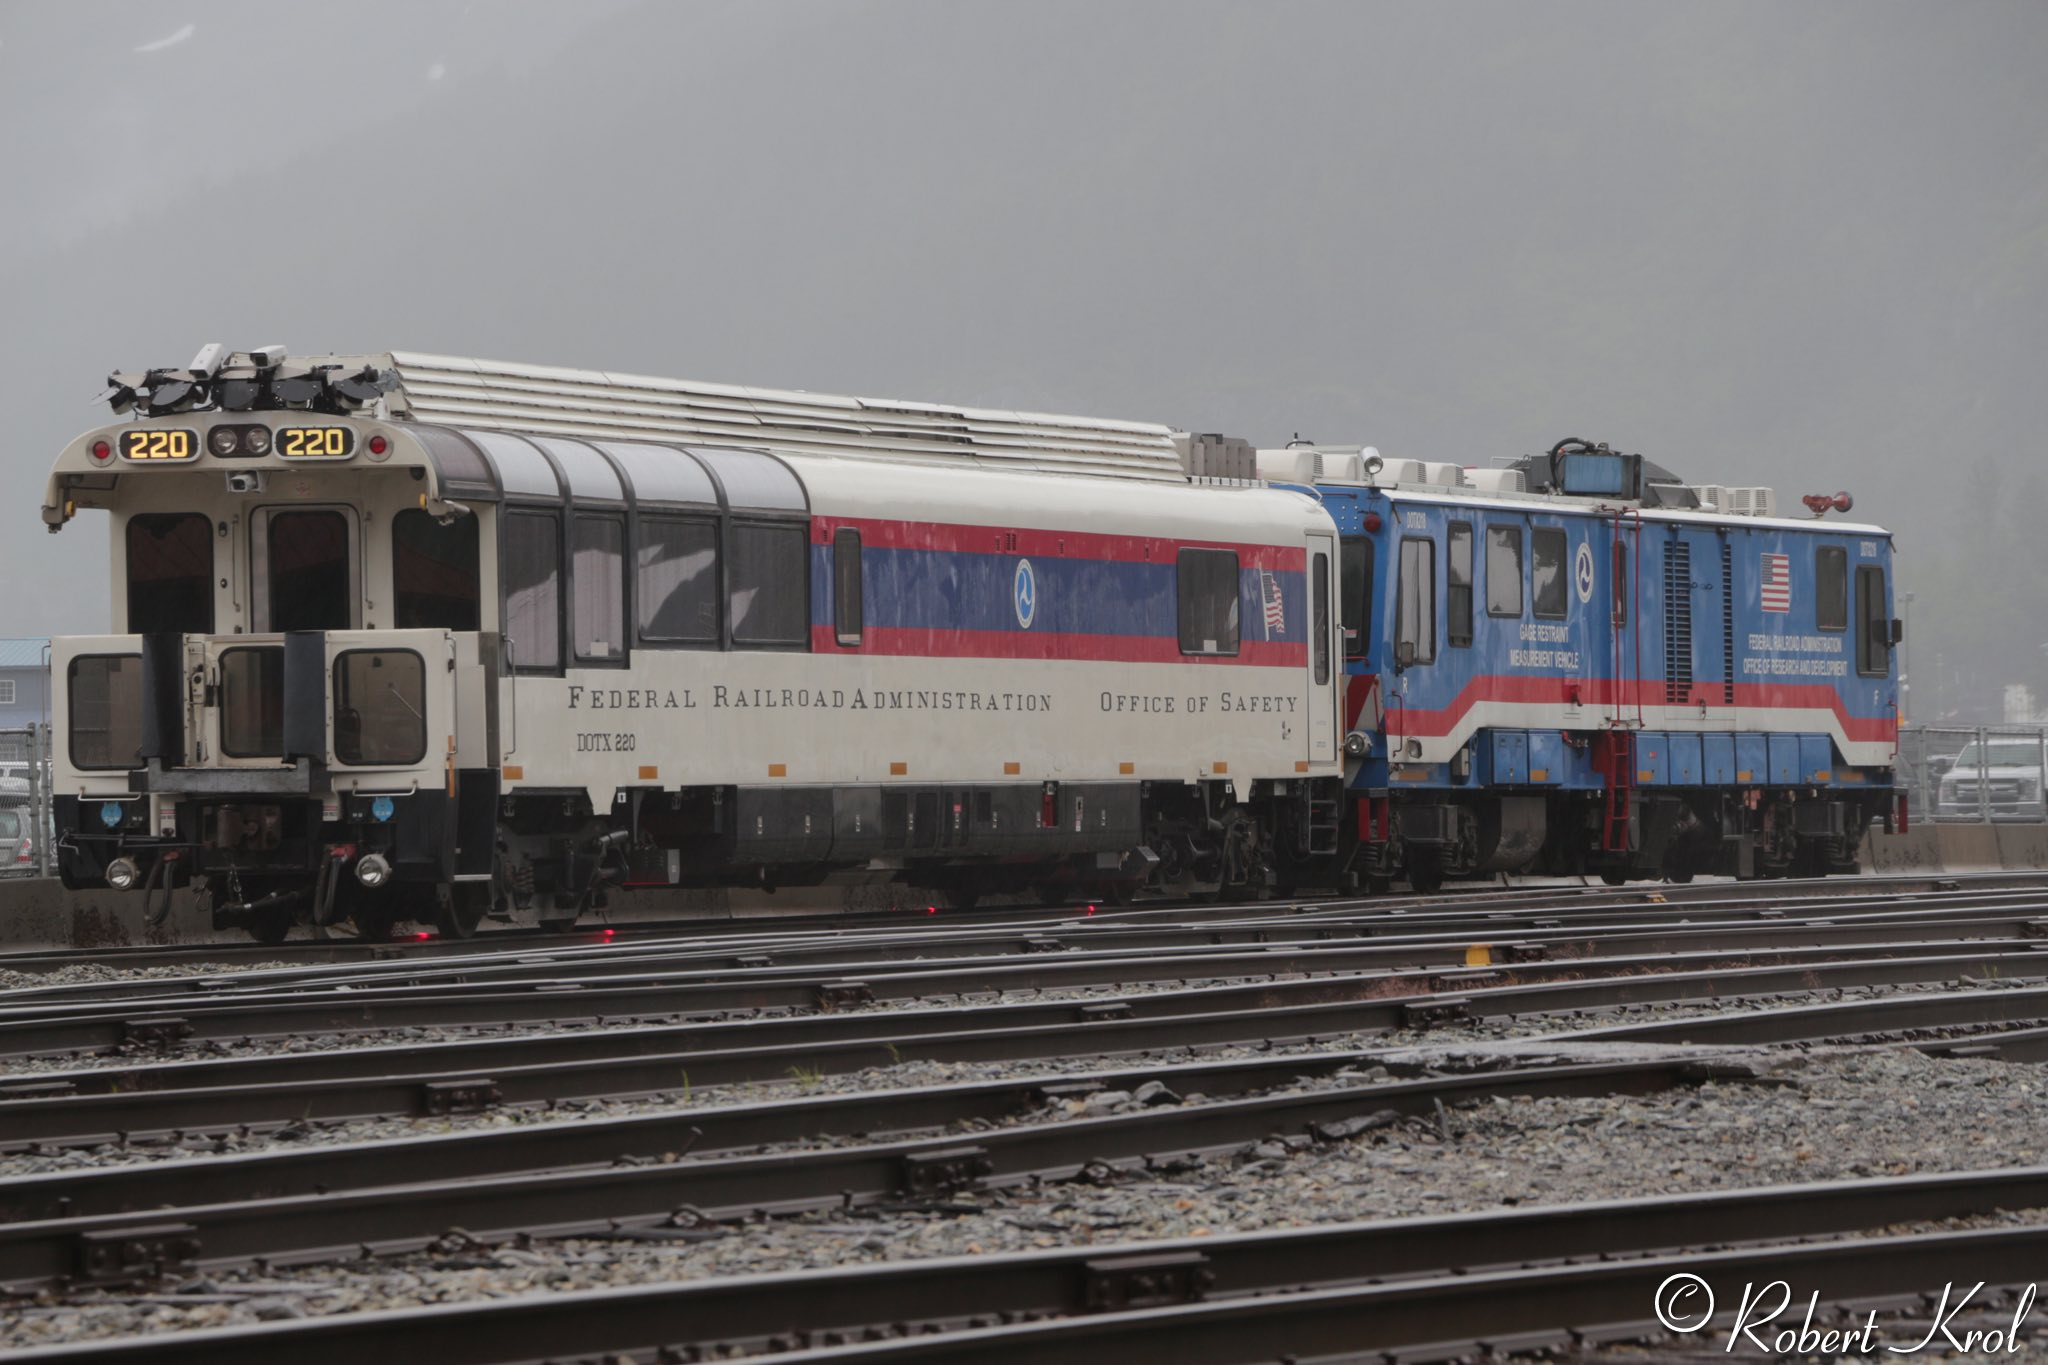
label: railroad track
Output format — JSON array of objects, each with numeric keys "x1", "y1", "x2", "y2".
[{"x1": 5, "y1": 875, "x2": 2048, "y2": 1360}]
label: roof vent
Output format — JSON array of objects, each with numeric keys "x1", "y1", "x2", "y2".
[{"x1": 1465, "y1": 468, "x2": 1527, "y2": 494}]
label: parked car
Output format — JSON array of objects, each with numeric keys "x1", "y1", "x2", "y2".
[
  {"x1": 0, "y1": 803, "x2": 34, "y2": 876},
  {"x1": 1937, "y1": 737, "x2": 2048, "y2": 820}
]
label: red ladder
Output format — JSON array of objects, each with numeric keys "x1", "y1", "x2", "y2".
[{"x1": 1595, "y1": 730, "x2": 1635, "y2": 853}]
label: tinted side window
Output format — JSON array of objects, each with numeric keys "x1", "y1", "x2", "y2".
[
  {"x1": 392, "y1": 509, "x2": 480, "y2": 631},
  {"x1": 1532, "y1": 528, "x2": 1568, "y2": 619},
  {"x1": 1340, "y1": 538, "x2": 1372, "y2": 657},
  {"x1": 1397, "y1": 537, "x2": 1436, "y2": 664},
  {"x1": 126, "y1": 513, "x2": 214, "y2": 634},
  {"x1": 1312, "y1": 551, "x2": 1330, "y2": 685},
  {"x1": 636, "y1": 517, "x2": 719, "y2": 644},
  {"x1": 730, "y1": 523, "x2": 809, "y2": 646},
  {"x1": 1446, "y1": 522, "x2": 1474, "y2": 647},
  {"x1": 1486, "y1": 526, "x2": 1523, "y2": 616},
  {"x1": 268, "y1": 510, "x2": 351, "y2": 632},
  {"x1": 1856, "y1": 564, "x2": 1889, "y2": 676},
  {"x1": 834, "y1": 528, "x2": 863, "y2": 646},
  {"x1": 68, "y1": 655, "x2": 143, "y2": 770},
  {"x1": 1177, "y1": 549, "x2": 1241, "y2": 656},
  {"x1": 218, "y1": 647, "x2": 284, "y2": 758},
  {"x1": 572, "y1": 515, "x2": 625, "y2": 662},
  {"x1": 504, "y1": 511, "x2": 561, "y2": 672},
  {"x1": 333, "y1": 650, "x2": 427, "y2": 765},
  {"x1": 1816, "y1": 545, "x2": 1848, "y2": 631}
]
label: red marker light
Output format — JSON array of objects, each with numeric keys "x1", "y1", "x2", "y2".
[
  {"x1": 412, "y1": 931, "x2": 432, "y2": 941},
  {"x1": 90, "y1": 440, "x2": 112, "y2": 464},
  {"x1": 1086, "y1": 904, "x2": 1097, "y2": 916},
  {"x1": 1362, "y1": 511, "x2": 1382, "y2": 533},
  {"x1": 601, "y1": 928, "x2": 616, "y2": 940},
  {"x1": 368, "y1": 434, "x2": 388, "y2": 456},
  {"x1": 926, "y1": 905, "x2": 938, "y2": 915}
]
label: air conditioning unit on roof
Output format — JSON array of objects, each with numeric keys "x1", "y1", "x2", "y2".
[
  {"x1": 1726, "y1": 486, "x2": 1778, "y2": 517},
  {"x1": 1465, "y1": 468, "x2": 1527, "y2": 494},
  {"x1": 1421, "y1": 462, "x2": 1465, "y2": 488}
]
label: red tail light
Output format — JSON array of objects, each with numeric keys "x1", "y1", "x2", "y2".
[{"x1": 14, "y1": 834, "x2": 31, "y2": 865}]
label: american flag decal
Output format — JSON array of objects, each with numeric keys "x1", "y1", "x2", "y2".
[
  {"x1": 1760, "y1": 553, "x2": 1791, "y2": 613},
  {"x1": 1261, "y1": 570, "x2": 1286, "y2": 639}
]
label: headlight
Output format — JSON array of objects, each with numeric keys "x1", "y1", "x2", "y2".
[
  {"x1": 105, "y1": 856, "x2": 140, "y2": 891},
  {"x1": 208, "y1": 427, "x2": 241, "y2": 456}
]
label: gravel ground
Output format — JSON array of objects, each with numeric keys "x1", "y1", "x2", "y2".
[
  {"x1": 4, "y1": 975, "x2": 2041, "y2": 1175},
  {"x1": 5, "y1": 1047, "x2": 2048, "y2": 1351},
  {"x1": 0, "y1": 960, "x2": 291, "y2": 991}
]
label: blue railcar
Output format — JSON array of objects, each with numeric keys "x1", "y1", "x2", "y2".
[{"x1": 1272, "y1": 440, "x2": 1901, "y2": 888}]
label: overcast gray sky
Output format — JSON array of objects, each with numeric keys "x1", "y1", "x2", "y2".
[{"x1": 2, "y1": 1, "x2": 2042, "y2": 720}]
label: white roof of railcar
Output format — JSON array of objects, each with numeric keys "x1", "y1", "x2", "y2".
[{"x1": 376, "y1": 352, "x2": 1189, "y2": 484}]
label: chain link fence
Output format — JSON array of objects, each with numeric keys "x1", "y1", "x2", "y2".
[
  {"x1": 1901, "y1": 724, "x2": 2048, "y2": 823},
  {"x1": 0, "y1": 725, "x2": 53, "y2": 877}
]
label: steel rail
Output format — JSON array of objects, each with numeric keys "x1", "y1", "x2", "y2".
[
  {"x1": 10, "y1": 893, "x2": 2042, "y2": 1024},
  {"x1": 0, "y1": 1055, "x2": 1748, "y2": 1290},
  {"x1": 4, "y1": 868, "x2": 2023, "y2": 976},
  {"x1": 1562, "y1": 979, "x2": 2048, "y2": 1044},
  {"x1": 7, "y1": 876, "x2": 2040, "y2": 1009},
  {"x1": 7, "y1": 1165, "x2": 2048, "y2": 1364},
  {"x1": 0, "y1": 946, "x2": 2035, "y2": 1148},
  {"x1": 0, "y1": 930, "x2": 2033, "y2": 1061}
]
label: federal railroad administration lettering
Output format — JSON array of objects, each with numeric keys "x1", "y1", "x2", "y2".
[
  {"x1": 1741, "y1": 633, "x2": 1847, "y2": 678},
  {"x1": 563, "y1": 686, "x2": 1053, "y2": 712}
]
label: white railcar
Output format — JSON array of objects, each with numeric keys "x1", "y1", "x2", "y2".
[{"x1": 44, "y1": 348, "x2": 1345, "y2": 939}]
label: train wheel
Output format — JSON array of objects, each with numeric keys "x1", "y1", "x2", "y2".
[
  {"x1": 1033, "y1": 884, "x2": 1068, "y2": 908},
  {"x1": 940, "y1": 884, "x2": 981, "y2": 912},
  {"x1": 352, "y1": 905, "x2": 399, "y2": 942},
  {"x1": 435, "y1": 885, "x2": 489, "y2": 939},
  {"x1": 1599, "y1": 868, "x2": 1628, "y2": 887}
]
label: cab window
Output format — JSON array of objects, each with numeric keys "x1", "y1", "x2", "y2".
[
  {"x1": 1340, "y1": 538, "x2": 1373, "y2": 658},
  {"x1": 265, "y1": 510, "x2": 352, "y2": 632},
  {"x1": 126, "y1": 513, "x2": 214, "y2": 634},
  {"x1": 1397, "y1": 537, "x2": 1436, "y2": 665},
  {"x1": 392, "y1": 509, "x2": 480, "y2": 631},
  {"x1": 1816, "y1": 546, "x2": 1847, "y2": 631},
  {"x1": 1486, "y1": 526, "x2": 1523, "y2": 617},
  {"x1": 1446, "y1": 522, "x2": 1473, "y2": 647},
  {"x1": 1856, "y1": 564, "x2": 1889, "y2": 676},
  {"x1": 1532, "y1": 528, "x2": 1568, "y2": 619}
]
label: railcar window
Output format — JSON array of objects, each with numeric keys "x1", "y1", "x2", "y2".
[
  {"x1": 1340, "y1": 538, "x2": 1372, "y2": 658},
  {"x1": 1485, "y1": 526, "x2": 1523, "y2": 617},
  {"x1": 125, "y1": 513, "x2": 214, "y2": 634},
  {"x1": 1176, "y1": 549, "x2": 1241, "y2": 656},
  {"x1": 1312, "y1": 551, "x2": 1331, "y2": 684},
  {"x1": 68, "y1": 655, "x2": 143, "y2": 770},
  {"x1": 834, "y1": 528, "x2": 864, "y2": 647},
  {"x1": 267, "y1": 511, "x2": 351, "y2": 632},
  {"x1": 636, "y1": 517, "x2": 719, "y2": 644},
  {"x1": 218, "y1": 647, "x2": 285, "y2": 758},
  {"x1": 729, "y1": 523, "x2": 809, "y2": 647},
  {"x1": 332, "y1": 650, "x2": 427, "y2": 766},
  {"x1": 1397, "y1": 537, "x2": 1436, "y2": 665},
  {"x1": 392, "y1": 510, "x2": 480, "y2": 632},
  {"x1": 1446, "y1": 522, "x2": 1474, "y2": 647},
  {"x1": 1816, "y1": 546, "x2": 1848, "y2": 632},
  {"x1": 1532, "y1": 528, "x2": 1568, "y2": 619},
  {"x1": 504, "y1": 511, "x2": 562, "y2": 672},
  {"x1": 572, "y1": 515, "x2": 626, "y2": 662},
  {"x1": 1856, "y1": 564, "x2": 1889, "y2": 676}
]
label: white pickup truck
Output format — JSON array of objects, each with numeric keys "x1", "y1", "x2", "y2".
[{"x1": 1937, "y1": 736, "x2": 2048, "y2": 820}]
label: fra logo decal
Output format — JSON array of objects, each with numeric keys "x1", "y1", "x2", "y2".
[{"x1": 1014, "y1": 558, "x2": 1037, "y2": 629}]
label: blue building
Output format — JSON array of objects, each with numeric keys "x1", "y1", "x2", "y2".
[{"x1": 0, "y1": 640, "x2": 51, "y2": 758}]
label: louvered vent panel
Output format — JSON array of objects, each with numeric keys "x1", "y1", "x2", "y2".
[
  {"x1": 381, "y1": 352, "x2": 1190, "y2": 483},
  {"x1": 1664, "y1": 540, "x2": 1693, "y2": 705},
  {"x1": 1720, "y1": 540, "x2": 1736, "y2": 705}
]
